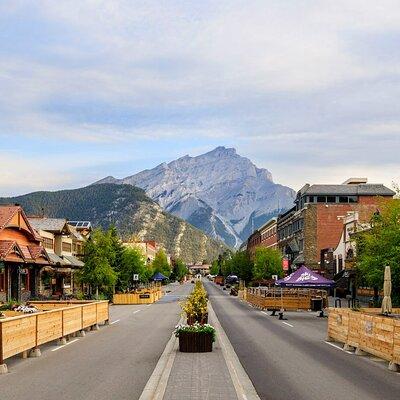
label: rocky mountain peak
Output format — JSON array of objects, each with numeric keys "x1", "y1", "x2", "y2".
[{"x1": 94, "y1": 147, "x2": 295, "y2": 248}]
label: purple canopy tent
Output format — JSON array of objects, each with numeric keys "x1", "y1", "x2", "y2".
[{"x1": 276, "y1": 266, "x2": 335, "y2": 288}]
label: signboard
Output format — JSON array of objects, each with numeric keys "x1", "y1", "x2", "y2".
[
  {"x1": 133, "y1": 274, "x2": 139, "y2": 281},
  {"x1": 139, "y1": 294, "x2": 150, "y2": 299},
  {"x1": 282, "y1": 258, "x2": 289, "y2": 271},
  {"x1": 272, "y1": 275, "x2": 278, "y2": 280}
]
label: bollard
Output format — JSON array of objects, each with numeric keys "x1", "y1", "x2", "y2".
[
  {"x1": 0, "y1": 363, "x2": 8, "y2": 374},
  {"x1": 76, "y1": 330, "x2": 86, "y2": 337}
]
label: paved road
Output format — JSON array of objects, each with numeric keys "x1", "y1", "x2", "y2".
[
  {"x1": 205, "y1": 281, "x2": 400, "y2": 400},
  {"x1": 0, "y1": 283, "x2": 192, "y2": 400}
]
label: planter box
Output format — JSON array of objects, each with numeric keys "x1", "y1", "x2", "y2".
[{"x1": 178, "y1": 331, "x2": 213, "y2": 353}]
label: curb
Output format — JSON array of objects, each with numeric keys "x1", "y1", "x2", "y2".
[
  {"x1": 208, "y1": 301, "x2": 261, "y2": 400},
  {"x1": 139, "y1": 317, "x2": 182, "y2": 400}
]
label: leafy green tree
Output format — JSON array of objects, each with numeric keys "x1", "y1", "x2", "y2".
[
  {"x1": 252, "y1": 247, "x2": 283, "y2": 281},
  {"x1": 151, "y1": 249, "x2": 171, "y2": 278},
  {"x1": 80, "y1": 228, "x2": 117, "y2": 298},
  {"x1": 355, "y1": 199, "x2": 400, "y2": 305},
  {"x1": 172, "y1": 259, "x2": 188, "y2": 281},
  {"x1": 118, "y1": 247, "x2": 148, "y2": 290}
]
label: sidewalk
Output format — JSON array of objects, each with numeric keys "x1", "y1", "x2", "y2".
[{"x1": 163, "y1": 310, "x2": 238, "y2": 400}]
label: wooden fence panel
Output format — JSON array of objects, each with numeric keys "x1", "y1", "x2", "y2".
[
  {"x1": 360, "y1": 314, "x2": 394, "y2": 362},
  {"x1": 63, "y1": 307, "x2": 83, "y2": 336},
  {"x1": 96, "y1": 302, "x2": 109, "y2": 323},
  {"x1": 37, "y1": 311, "x2": 63, "y2": 345},
  {"x1": 1, "y1": 315, "x2": 37, "y2": 360},
  {"x1": 327, "y1": 308, "x2": 349, "y2": 344},
  {"x1": 393, "y1": 319, "x2": 400, "y2": 365},
  {"x1": 82, "y1": 304, "x2": 97, "y2": 328},
  {"x1": 347, "y1": 311, "x2": 361, "y2": 348}
]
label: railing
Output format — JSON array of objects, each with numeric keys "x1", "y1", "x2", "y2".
[
  {"x1": 113, "y1": 285, "x2": 163, "y2": 304},
  {"x1": 0, "y1": 301, "x2": 109, "y2": 368}
]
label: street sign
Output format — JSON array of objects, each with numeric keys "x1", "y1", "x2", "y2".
[{"x1": 133, "y1": 274, "x2": 139, "y2": 281}]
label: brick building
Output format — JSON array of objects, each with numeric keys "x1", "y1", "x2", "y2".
[{"x1": 277, "y1": 178, "x2": 395, "y2": 278}]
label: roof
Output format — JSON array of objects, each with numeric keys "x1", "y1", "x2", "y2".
[
  {"x1": 48, "y1": 253, "x2": 68, "y2": 265},
  {"x1": 302, "y1": 184, "x2": 395, "y2": 197},
  {"x1": 0, "y1": 205, "x2": 42, "y2": 241},
  {"x1": 63, "y1": 255, "x2": 84, "y2": 268},
  {"x1": 259, "y1": 217, "x2": 278, "y2": 232},
  {"x1": 28, "y1": 217, "x2": 69, "y2": 233}
]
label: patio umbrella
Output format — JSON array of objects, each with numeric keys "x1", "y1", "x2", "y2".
[{"x1": 381, "y1": 265, "x2": 392, "y2": 314}]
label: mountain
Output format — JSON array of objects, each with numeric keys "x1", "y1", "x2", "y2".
[
  {"x1": 0, "y1": 184, "x2": 227, "y2": 263},
  {"x1": 95, "y1": 147, "x2": 296, "y2": 247}
]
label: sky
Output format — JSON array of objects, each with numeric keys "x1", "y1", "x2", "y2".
[{"x1": 1, "y1": 0, "x2": 400, "y2": 196}]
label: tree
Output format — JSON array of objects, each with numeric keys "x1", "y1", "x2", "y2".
[
  {"x1": 252, "y1": 247, "x2": 283, "y2": 281},
  {"x1": 210, "y1": 260, "x2": 219, "y2": 275},
  {"x1": 118, "y1": 247, "x2": 148, "y2": 290},
  {"x1": 151, "y1": 249, "x2": 171, "y2": 278},
  {"x1": 355, "y1": 199, "x2": 400, "y2": 305},
  {"x1": 80, "y1": 228, "x2": 117, "y2": 298},
  {"x1": 172, "y1": 259, "x2": 188, "y2": 281}
]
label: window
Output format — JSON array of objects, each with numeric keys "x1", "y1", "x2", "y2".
[
  {"x1": 348, "y1": 196, "x2": 358, "y2": 203},
  {"x1": 42, "y1": 237, "x2": 53, "y2": 250},
  {"x1": 317, "y1": 196, "x2": 326, "y2": 203},
  {"x1": 339, "y1": 196, "x2": 348, "y2": 203},
  {"x1": 327, "y1": 196, "x2": 336, "y2": 203},
  {"x1": 62, "y1": 242, "x2": 72, "y2": 252}
]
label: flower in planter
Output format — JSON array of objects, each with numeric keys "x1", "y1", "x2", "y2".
[
  {"x1": 173, "y1": 322, "x2": 216, "y2": 342},
  {"x1": 180, "y1": 282, "x2": 208, "y2": 323}
]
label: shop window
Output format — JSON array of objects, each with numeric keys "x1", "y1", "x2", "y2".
[
  {"x1": 339, "y1": 196, "x2": 348, "y2": 203},
  {"x1": 327, "y1": 196, "x2": 336, "y2": 203},
  {"x1": 20, "y1": 269, "x2": 28, "y2": 291},
  {"x1": 41, "y1": 271, "x2": 51, "y2": 290},
  {"x1": 63, "y1": 274, "x2": 72, "y2": 289},
  {"x1": 62, "y1": 242, "x2": 72, "y2": 252},
  {"x1": 317, "y1": 196, "x2": 326, "y2": 203}
]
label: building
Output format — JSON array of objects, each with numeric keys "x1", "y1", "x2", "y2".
[
  {"x1": 277, "y1": 178, "x2": 395, "y2": 278},
  {"x1": 188, "y1": 263, "x2": 211, "y2": 276},
  {"x1": 0, "y1": 205, "x2": 51, "y2": 301},
  {"x1": 259, "y1": 217, "x2": 278, "y2": 249},
  {"x1": 28, "y1": 217, "x2": 85, "y2": 297},
  {"x1": 246, "y1": 217, "x2": 278, "y2": 260}
]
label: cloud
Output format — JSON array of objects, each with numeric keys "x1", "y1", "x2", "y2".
[{"x1": 0, "y1": 1, "x2": 400, "y2": 193}]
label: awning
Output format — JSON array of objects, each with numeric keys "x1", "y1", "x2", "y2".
[
  {"x1": 287, "y1": 239, "x2": 299, "y2": 253},
  {"x1": 276, "y1": 266, "x2": 335, "y2": 288},
  {"x1": 48, "y1": 253, "x2": 68, "y2": 266},
  {"x1": 62, "y1": 255, "x2": 84, "y2": 268}
]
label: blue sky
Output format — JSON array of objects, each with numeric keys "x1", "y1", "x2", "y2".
[{"x1": 1, "y1": 1, "x2": 400, "y2": 196}]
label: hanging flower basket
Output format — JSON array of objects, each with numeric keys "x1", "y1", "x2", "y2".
[{"x1": 174, "y1": 323, "x2": 216, "y2": 353}]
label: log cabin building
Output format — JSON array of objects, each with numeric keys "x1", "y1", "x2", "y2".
[{"x1": 0, "y1": 205, "x2": 50, "y2": 302}]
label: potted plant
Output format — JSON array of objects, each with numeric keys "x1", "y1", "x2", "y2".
[{"x1": 174, "y1": 323, "x2": 216, "y2": 352}]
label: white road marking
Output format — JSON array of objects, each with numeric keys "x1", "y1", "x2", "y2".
[
  {"x1": 282, "y1": 321, "x2": 294, "y2": 327},
  {"x1": 110, "y1": 319, "x2": 120, "y2": 325},
  {"x1": 324, "y1": 341, "x2": 353, "y2": 354},
  {"x1": 147, "y1": 304, "x2": 152, "y2": 307},
  {"x1": 261, "y1": 311, "x2": 269, "y2": 315},
  {"x1": 133, "y1": 310, "x2": 141, "y2": 314},
  {"x1": 52, "y1": 339, "x2": 79, "y2": 352}
]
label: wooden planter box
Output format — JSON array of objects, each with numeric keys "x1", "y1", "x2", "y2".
[
  {"x1": 178, "y1": 331, "x2": 213, "y2": 353},
  {"x1": 187, "y1": 313, "x2": 208, "y2": 325}
]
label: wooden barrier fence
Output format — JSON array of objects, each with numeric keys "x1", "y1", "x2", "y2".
[
  {"x1": 327, "y1": 308, "x2": 400, "y2": 371},
  {"x1": 245, "y1": 288, "x2": 327, "y2": 311},
  {"x1": 0, "y1": 301, "x2": 109, "y2": 371},
  {"x1": 113, "y1": 286, "x2": 162, "y2": 305}
]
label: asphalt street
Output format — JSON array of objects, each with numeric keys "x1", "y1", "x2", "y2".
[
  {"x1": 205, "y1": 281, "x2": 400, "y2": 400},
  {"x1": 0, "y1": 283, "x2": 191, "y2": 400}
]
